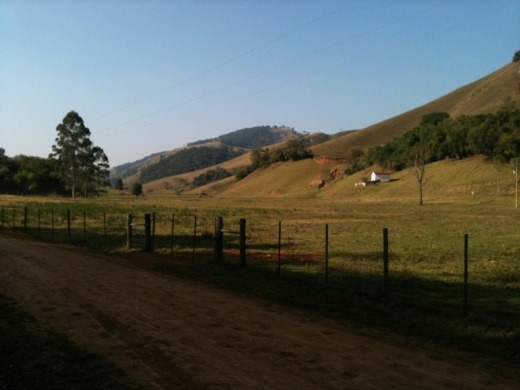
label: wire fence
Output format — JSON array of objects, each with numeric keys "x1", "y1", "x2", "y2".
[
  {"x1": 2, "y1": 203, "x2": 519, "y2": 362},
  {"x1": 1, "y1": 203, "x2": 519, "y2": 321}
]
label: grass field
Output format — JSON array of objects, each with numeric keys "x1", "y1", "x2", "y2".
[{"x1": 1, "y1": 192, "x2": 519, "y2": 363}]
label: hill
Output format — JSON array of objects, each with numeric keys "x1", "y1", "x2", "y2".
[
  {"x1": 312, "y1": 62, "x2": 520, "y2": 159},
  {"x1": 213, "y1": 152, "x2": 516, "y2": 206},
  {"x1": 110, "y1": 151, "x2": 166, "y2": 183},
  {"x1": 122, "y1": 61, "x2": 519, "y2": 198},
  {"x1": 143, "y1": 152, "x2": 252, "y2": 194},
  {"x1": 142, "y1": 132, "x2": 332, "y2": 194},
  {"x1": 221, "y1": 159, "x2": 319, "y2": 197},
  {"x1": 320, "y1": 154, "x2": 516, "y2": 205},
  {"x1": 139, "y1": 145, "x2": 244, "y2": 184},
  {"x1": 213, "y1": 61, "x2": 519, "y2": 198},
  {"x1": 187, "y1": 126, "x2": 301, "y2": 148},
  {"x1": 112, "y1": 125, "x2": 302, "y2": 187}
]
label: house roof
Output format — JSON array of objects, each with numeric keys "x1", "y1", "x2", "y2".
[{"x1": 373, "y1": 171, "x2": 390, "y2": 175}]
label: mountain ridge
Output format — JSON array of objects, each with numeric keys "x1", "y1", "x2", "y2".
[
  {"x1": 115, "y1": 60, "x2": 519, "y2": 196},
  {"x1": 216, "y1": 61, "x2": 519, "y2": 198},
  {"x1": 112, "y1": 125, "x2": 301, "y2": 186},
  {"x1": 311, "y1": 62, "x2": 520, "y2": 159}
]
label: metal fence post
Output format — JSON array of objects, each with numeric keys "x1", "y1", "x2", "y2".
[
  {"x1": 214, "y1": 216, "x2": 224, "y2": 262},
  {"x1": 325, "y1": 224, "x2": 329, "y2": 285},
  {"x1": 383, "y1": 228, "x2": 389, "y2": 295},
  {"x1": 127, "y1": 213, "x2": 133, "y2": 249},
  {"x1": 239, "y1": 218, "x2": 246, "y2": 267},
  {"x1": 464, "y1": 234, "x2": 469, "y2": 317},
  {"x1": 144, "y1": 213, "x2": 152, "y2": 253}
]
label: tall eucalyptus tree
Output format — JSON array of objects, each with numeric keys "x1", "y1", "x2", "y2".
[{"x1": 50, "y1": 111, "x2": 109, "y2": 197}]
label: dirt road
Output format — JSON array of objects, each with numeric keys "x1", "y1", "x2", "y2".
[{"x1": 0, "y1": 234, "x2": 518, "y2": 389}]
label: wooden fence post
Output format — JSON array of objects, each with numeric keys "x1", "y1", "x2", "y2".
[
  {"x1": 192, "y1": 215, "x2": 197, "y2": 261},
  {"x1": 239, "y1": 218, "x2": 246, "y2": 267},
  {"x1": 277, "y1": 221, "x2": 282, "y2": 275},
  {"x1": 67, "y1": 209, "x2": 71, "y2": 240},
  {"x1": 12, "y1": 207, "x2": 15, "y2": 230},
  {"x1": 464, "y1": 234, "x2": 469, "y2": 317},
  {"x1": 51, "y1": 209, "x2": 54, "y2": 240},
  {"x1": 325, "y1": 224, "x2": 329, "y2": 285},
  {"x1": 103, "y1": 212, "x2": 107, "y2": 247},
  {"x1": 214, "y1": 216, "x2": 224, "y2": 262},
  {"x1": 1, "y1": 205, "x2": 4, "y2": 227},
  {"x1": 152, "y1": 212, "x2": 156, "y2": 252},
  {"x1": 37, "y1": 208, "x2": 41, "y2": 236},
  {"x1": 23, "y1": 206, "x2": 28, "y2": 232},
  {"x1": 83, "y1": 211, "x2": 87, "y2": 243},
  {"x1": 127, "y1": 213, "x2": 133, "y2": 249},
  {"x1": 144, "y1": 213, "x2": 152, "y2": 253},
  {"x1": 383, "y1": 228, "x2": 389, "y2": 295},
  {"x1": 170, "y1": 214, "x2": 175, "y2": 255}
]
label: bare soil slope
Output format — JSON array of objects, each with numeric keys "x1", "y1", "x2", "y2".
[{"x1": 1, "y1": 234, "x2": 519, "y2": 389}]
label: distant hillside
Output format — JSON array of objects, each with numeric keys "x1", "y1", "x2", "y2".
[
  {"x1": 320, "y1": 154, "x2": 516, "y2": 205},
  {"x1": 312, "y1": 62, "x2": 520, "y2": 159},
  {"x1": 216, "y1": 151, "x2": 516, "y2": 204},
  {"x1": 116, "y1": 61, "x2": 520, "y2": 197},
  {"x1": 214, "y1": 61, "x2": 520, "y2": 198},
  {"x1": 111, "y1": 125, "x2": 301, "y2": 186},
  {"x1": 223, "y1": 159, "x2": 328, "y2": 197},
  {"x1": 110, "y1": 151, "x2": 166, "y2": 183},
  {"x1": 188, "y1": 125, "x2": 301, "y2": 149},
  {"x1": 301, "y1": 132, "x2": 331, "y2": 147},
  {"x1": 142, "y1": 132, "x2": 332, "y2": 194},
  {"x1": 143, "y1": 152, "x2": 251, "y2": 194},
  {"x1": 139, "y1": 145, "x2": 245, "y2": 184}
]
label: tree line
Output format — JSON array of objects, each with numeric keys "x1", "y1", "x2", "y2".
[
  {"x1": 1, "y1": 111, "x2": 109, "y2": 197},
  {"x1": 0, "y1": 151, "x2": 66, "y2": 195},
  {"x1": 188, "y1": 125, "x2": 301, "y2": 149},
  {"x1": 192, "y1": 167, "x2": 231, "y2": 188},
  {"x1": 236, "y1": 139, "x2": 314, "y2": 180},
  {"x1": 110, "y1": 151, "x2": 165, "y2": 184},
  {"x1": 346, "y1": 107, "x2": 520, "y2": 175}
]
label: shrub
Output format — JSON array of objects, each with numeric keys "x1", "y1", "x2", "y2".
[{"x1": 131, "y1": 182, "x2": 143, "y2": 196}]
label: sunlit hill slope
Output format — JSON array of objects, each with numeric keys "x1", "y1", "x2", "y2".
[
  {"x1": 312, "y1": 62, "x2": 520, "y2": 159},
  {"x1": 217, "y1": 61, "x2": 520, "y2": 200},
  {"x1": 120, "y1": 60, "x2": 520, "y2": 199}
]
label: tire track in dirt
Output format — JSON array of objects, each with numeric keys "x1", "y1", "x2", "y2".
[{"x1": 0, "y1": 234, "x2": 518, "y2": 389}]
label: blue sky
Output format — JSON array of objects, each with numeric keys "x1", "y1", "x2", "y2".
[{"x1": 1, "y1": 0, "x2": 519, "y2": 166}]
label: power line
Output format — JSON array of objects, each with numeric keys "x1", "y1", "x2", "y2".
[
  {"x1": 92, "y1": 1, "x2": 359, "y2": 123},
  {"x1": 97, "y1": 0, "x2": 453, "y2": 136},
  {"x1": 99, "y1": 1, "x2": 518, "y2": 142}
]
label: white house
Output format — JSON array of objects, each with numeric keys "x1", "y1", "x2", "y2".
[{"x1": 370, "y1": 171, "x2": 390, "y2": 182}]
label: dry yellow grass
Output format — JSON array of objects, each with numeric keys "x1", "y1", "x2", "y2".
[
  {"x1": 320, "y1": 155, "x2": 516, "y2": 205},
  {"x1": 143, "y1": 152, "x2": 252, "y2": 194},
  {"x1": 169, "y1": 154, "x2": 513, "y2": 206},
  {"x1": 222, "y1": 159, "x2": 330, "y2": 197},
  {"x1": 185, "y1": 176, "x2": 237, "y2": 196},
  {"x1": 212, "y1": 155, "x2": 517, "y2": 207},
  {"x1": 138, "y1": 62, "x2": 519, "y2": 197}
]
